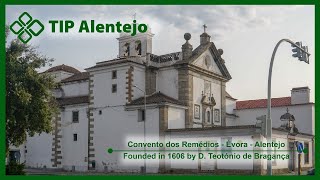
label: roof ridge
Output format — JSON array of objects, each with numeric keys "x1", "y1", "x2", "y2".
[
  {"x1": 128, "y1": 91, "x2": 183, "y2": 106},
  {"x1": 237, "y1": 96, "x2": 291, "y2": 102},
  {"x1": 45, "y1": 64, "x2": 81, "y2": 74},
  {"x1": 236, "y1": 96, "x2": 292, "y2": 110},
  {"x1": 61, "y1": 72, "x2": 89, "y2": 83}
]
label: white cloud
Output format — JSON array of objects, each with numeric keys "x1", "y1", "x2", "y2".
[{"x1": 65, "y1": 5, "x2": 306, "y2": 42}]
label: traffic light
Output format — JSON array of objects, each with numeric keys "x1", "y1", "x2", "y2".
[
  {"x1": 292, "y1": 42, "x2": 310, "y2": 64},
  {"x1": 292, "y1": 42, "x2": 302, "y2": 58},
  {"x1": 300, "y1": 46, "x2": 310, "y2": 64},
  {"x1": 256, "y1": 115, "x2": 267, "y2": 137}
]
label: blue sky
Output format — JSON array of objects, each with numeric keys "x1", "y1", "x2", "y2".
[{"x1": 6, "y1": 5, "x2": 315, "y2": 101}]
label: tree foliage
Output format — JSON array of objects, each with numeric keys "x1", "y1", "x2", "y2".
[
  {"x1": 6, "y1": 161, "x2": 26, "y2": 175},
  {"x1": 6, "y1": 28, "x2": 58, "y2": 152}
]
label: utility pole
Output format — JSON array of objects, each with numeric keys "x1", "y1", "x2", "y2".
[
  {"x1": 267, "y1": 39, "x2": 310, "y2": 175},
  {"x1": 133, "y1": 85, "x2": 146, "y2": 174}
]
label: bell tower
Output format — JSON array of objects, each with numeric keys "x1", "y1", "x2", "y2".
[{"x1": 117, "y1": 26, "x2": 154, "y2": 58}]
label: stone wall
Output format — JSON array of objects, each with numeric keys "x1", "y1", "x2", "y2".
[
  {"x1": 177, "y1": 67, "x2": 193, "y2": 128},
  {"x1": 51, "y1": 113, "x2": 62, "y2": 167},
  {"x1": 145, "y1": 66, "x2": 157, "y2": 95},
  {"x1": 158, "y1": 105, "x2": 168, "y2": 173},
  {"x1": 88, "y1": 73, "x2": 95, "y2": 170}
]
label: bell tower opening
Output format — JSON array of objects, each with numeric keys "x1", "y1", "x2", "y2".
[{"x1": 117, "y1": 26, "x2": 154, "y2": 58}]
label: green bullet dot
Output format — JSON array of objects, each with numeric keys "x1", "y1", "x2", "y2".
[{"x1": 107, "y1": 148, "x2": 113, "y2": 154}]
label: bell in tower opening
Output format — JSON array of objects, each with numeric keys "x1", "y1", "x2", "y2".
[
  {"x1": 117, "y1": 25, "x2": 154, "y2": 58},
  {"x1": 123, "y1": 42, "x2": 130, "y2": 56},
  {"x1": 135, "y1": 40, "x2": 142, "y2": 56}
]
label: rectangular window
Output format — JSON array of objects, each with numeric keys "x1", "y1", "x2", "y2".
[
  {"x1": 304, "y1": 142, "x2": 309, "y2": 164},
  {"x1": 138, "y1": 109, "x2": 145, "y2": 122},
  {"x1": 112, "y1": 70, "x2": 117, "y2": 79},
  {"x1": 112, "y1": 84, "x2": 117, "y2": 93},
  {"x1": 72, "y1": 111, "x2": 79, "y2": 123},
  {"x1": 73, "y1": 134, "x2": 78, "y2": 141},
  {"x1": 214, "y1": 109, "x2": 220, "y2": 122}
]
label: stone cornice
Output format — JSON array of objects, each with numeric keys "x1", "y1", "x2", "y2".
[{"x1": 174, "y1": 63, "x2": 229, "y2": 82}]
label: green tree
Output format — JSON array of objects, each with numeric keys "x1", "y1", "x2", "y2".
[{"x1": 6, "y1": 27, "x2": 58, "y2": 153}]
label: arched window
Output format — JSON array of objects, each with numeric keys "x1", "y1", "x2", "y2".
[
  {"x1": 206, "y1": 109, "x2": 211, "y2": 123},
  {"x1": 135, "y1": 40, "x2": 142, "y2": 55},
  {"x1": 124, "y1": 42, "x2": 130, "y2": 56}
]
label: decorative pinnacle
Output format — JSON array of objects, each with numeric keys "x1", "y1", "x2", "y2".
[{"x1": 184, "y1": 33, "x2": 191, "y2": 41}]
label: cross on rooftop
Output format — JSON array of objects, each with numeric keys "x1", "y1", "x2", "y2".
[
  {"x1": 203, "y1": 24, "x2": 207, "y2": 33},
  {"x1": 133, "y1": 13, "x2": 136, "y2": 20}
]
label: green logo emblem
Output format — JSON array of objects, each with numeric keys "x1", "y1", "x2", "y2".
[{"x1": 9, "y1": 12, "x2": 45, "y2": 44}]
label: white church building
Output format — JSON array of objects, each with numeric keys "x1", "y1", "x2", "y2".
[{"x1": 9, "y1": 27, "x2": 314, "y2": 175}]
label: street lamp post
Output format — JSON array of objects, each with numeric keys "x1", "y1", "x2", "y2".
[
  {"x1": 267, "y1": 39, "x2": 310, "y2": 175},
  {"x1": 133, "y1": 85, "x2": 146, "y2": 174}
]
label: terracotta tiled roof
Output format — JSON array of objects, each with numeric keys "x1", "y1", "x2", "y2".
[
  {"x1": 61, "y1": 72, "x2": 89, "y2": 83},
  {"x1": 45, "y1": 64, "x2": 81, "y2": 74},
  {"x1": 128, "y1": 92, "x2": 184, "y2": 106},
  {"x1": 56, "y1": 96, "x2": 89, "y2": 106},
  {"x1": 236, "y1": 97, "x2": 291, "y2": 110}
]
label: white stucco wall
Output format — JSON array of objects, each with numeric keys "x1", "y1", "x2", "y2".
[
  {"x1": 291, "y1": 89, "x2": 310, "y2": 105},
  {"x1": 157, "y1": 68, "x2": 178, "y2": 99},
  {"x1": 132, "y1": 66, "x2": 145, "y2": 99},
  {"x1": 226, "y1": 118, "x2": 236, "y2": 126},
  {"x1": 61, "y1": 81, "x2": 89, "y2": 97},
  {"x1": 91, "y1": 66, "x2": 129, "y2": 108},
  {"x1": 226, "y1": 98, "x2": 237, "y2": 126},
  {"x1": 226, "y1": 98, "x2": 236, "y2": 114},
  {"x1": 90, "y1": 64, "x2": 160, "y2": 173},
  {"x1": 235, "y1": 104, "x2": 314, "y2": 134},
  {"x1": 168, "y1": 106, "x2": 185, "y2": 129},
  {"x1": 92, "y1": 107, "x2": 160, "y2": 173},
  {"x1": 25, "y1": 133, "x2": 54, "y2": 168},
  {"x1": 60, "y1": 104, "x2": 89, "y2": 171}
]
